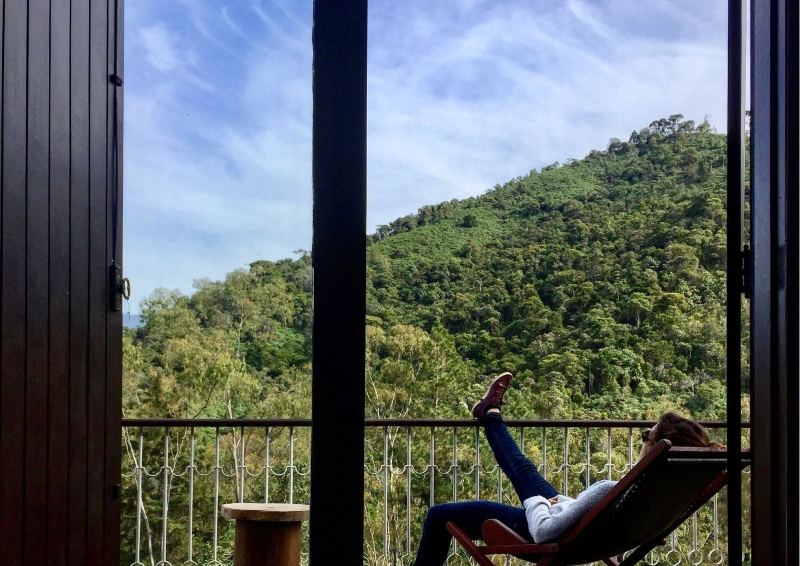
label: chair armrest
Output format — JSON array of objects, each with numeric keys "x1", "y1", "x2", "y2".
[
  {"x1": 447, "y1": 521, "x2": 559, "y2": 564},
  {"x1": 481, "y1": 519, "x2": 530, "y2": 545}
]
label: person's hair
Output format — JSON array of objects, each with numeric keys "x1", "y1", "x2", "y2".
[{"x1": 652, "y1": 412, "x2": 725, "y2": 450}]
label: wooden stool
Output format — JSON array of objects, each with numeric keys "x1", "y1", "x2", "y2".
[{"x1": 222, "y1": 503, "x2": 310, "y2": 566}]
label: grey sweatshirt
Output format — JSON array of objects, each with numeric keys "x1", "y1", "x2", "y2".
[{"x1": 522, "y1": 480, "x2": 618, "y2": 542}]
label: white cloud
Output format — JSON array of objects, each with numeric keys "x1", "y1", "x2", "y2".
[{"x1": 139, "y1": 23, "x2": 181, "y2": 72}]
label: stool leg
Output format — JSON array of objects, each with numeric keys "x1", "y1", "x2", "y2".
[{"x1": 233, "y1": 520, "x2": 302, "y2": 566}]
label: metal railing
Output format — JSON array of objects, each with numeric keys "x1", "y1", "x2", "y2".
[{"x1": 121, "y1": 419, "x2": 750, "y2": 566}]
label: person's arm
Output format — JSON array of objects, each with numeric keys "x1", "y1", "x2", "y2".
[
  {"x1": 523, "y1": 496, "x2": 563, "y2": 542},
  {"x1": 523, "y1": 480, "x2": 618, "y2": 543}
]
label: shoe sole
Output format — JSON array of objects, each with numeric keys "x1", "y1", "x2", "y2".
[{"x1": 471, "y1": 372, "x2": 513, "y2": 414}]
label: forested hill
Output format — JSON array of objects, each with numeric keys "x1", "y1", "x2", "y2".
[{"x1": 124, "y1": 115, "x2": 744, "y2": 421}]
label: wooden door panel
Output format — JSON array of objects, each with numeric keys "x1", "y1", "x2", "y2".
[{"x1": 0, "y1": 0, "x2": 123, "y2": 563}]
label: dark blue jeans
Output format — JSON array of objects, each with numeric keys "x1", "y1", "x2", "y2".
[{"x1": 413, "y1": 414, "x2": 558, "y2": 566}]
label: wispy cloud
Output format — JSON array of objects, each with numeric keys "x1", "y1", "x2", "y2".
[
  {"x1": 139, "y1": 24, "x2": 181, "y2": 72},
  {"x1": 124, "y1": 0, "x2": 727, "y2": 311},
  {"x1": 366, "y1": 0, "x2": 727, "y2": 226},
  {"x1": 124, "y1": 0, "x2": 313, "y2": 311}
]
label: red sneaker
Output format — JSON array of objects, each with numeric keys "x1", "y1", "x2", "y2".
[{"x1": 471, "y1": 372, "x2": 513, "y2": 420}]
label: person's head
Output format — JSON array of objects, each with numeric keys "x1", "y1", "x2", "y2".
[{"x1": 638, "y1": 411, "x2": 723, "y2": 461}]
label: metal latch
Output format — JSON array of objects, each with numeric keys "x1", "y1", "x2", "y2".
[{"x1": 109, "y1": 261, "x2": 131, "y2": 312}]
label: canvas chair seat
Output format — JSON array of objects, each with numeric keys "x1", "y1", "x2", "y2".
[{"x1": 446, "y1": 440, "x2": 750, "y2": 566}]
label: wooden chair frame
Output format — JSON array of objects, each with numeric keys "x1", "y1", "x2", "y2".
[{"x1": 446, "y1": 441, "x2": 749, "y2": 566}]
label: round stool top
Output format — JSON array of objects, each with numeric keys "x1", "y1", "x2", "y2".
[{"x1": 222, "y1": 503, "x2": 310, "y2": 522}]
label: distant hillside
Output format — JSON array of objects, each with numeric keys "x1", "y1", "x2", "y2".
[
  {"x1": 124, "y1": 115, "x2": 745, "y2": 421},
  {"x1": 123, "y1": 313, "x2": 142, "y2": 329}
]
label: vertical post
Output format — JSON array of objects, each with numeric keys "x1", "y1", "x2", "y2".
[
  {"x1": 726, "y1": 1, "x2": 746, "y2": 564},
  {"x1": 239, "y1": 427, "x2": 247, "y2": 503},
  {"x1": 310, "y1": 0, "x2": 368, "y2": 563},
  {"x1": 104, "y1": 2, "x2": 125, "y2": 559},
  {"x1": 584, "y1": 428, "x2": 590, "y2": 488},
  {"x1": 161, "y1": 430, "x2": 170, "y2": 564},
  {"x1": 785, "y1": 2, "x2": 799, "y2": 561},
  {"x1": 188, "y1": 428, "x2": 195, "y2": 563},
  {"x1": 213, "y1": 429, "x2": 221, "y2": 563},
  {"x1": 627, "y1": 428, "x2": 634, "y2": 471},
  {"x1": 382, "y1": 427, "x2": 388, "y2": 560},
  {"x1": 750, "y1": 0, "x2": 775, "y2": 559},
  {"x1": 750, "y1": 0, "x2": 799, "y2": 562},
  {"x1": 541, "y1": 428, "x2": 547, "y2": 477},
  {"x1": 429, "y1": 427, "x2": 435, "y2": 508},
  {"x1": 473, "y1": 427, "x2": 480, "y2": 500},
  {"x1": 713, "y1": 493, "x2": 720, "y2": 558},
  {"x1": 406, "y1": 427, "x2": 412, "y2": 557},
  {"x1": 289, "y1": 427, "x2": 295, "y2": 505},
  {"x1": 135, "y1": 430, "x2": 143, "y2": 565},
  {"x1": 451, "y1": 428, "x2": 458, "y2": 503},
  {"x1": 563, "y1": 428, "x2": 569, "y2": 496},
  {"x1": 264, "y1": 428, "x2": 271, "y2": 503}
]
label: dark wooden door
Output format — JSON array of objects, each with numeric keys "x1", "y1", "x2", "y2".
[
  {"x1": 0, "y1": 0, "x2": 124, "y2": 563},
  {"x1": 749, "y1": 0, "x2": 799, "y2": 563}
]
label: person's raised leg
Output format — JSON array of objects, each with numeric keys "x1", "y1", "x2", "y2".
[
  {"x1": 471, "y1": 373, "x2": 558, "y2": 503},
  {"x1": 483, "y1": 411, "x2": 558, "y2": 502},
  {"x1": 414, "y1": 501, "x2": 528, "y2": 566}
]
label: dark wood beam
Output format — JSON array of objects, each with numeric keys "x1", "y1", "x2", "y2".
[
  {"x1": 750, "y1": 0, "x2": 798, "y2": 562},
  {"x1": 310, "y1": 1, "x2": 368, "y2": 564},
  {"x1": 725, "y1": 1, "x2": 747, "y2": 564}
]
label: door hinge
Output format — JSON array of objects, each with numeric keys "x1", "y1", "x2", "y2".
[
  {"x1": 111, "y1": 484, "x2": 121, "y2": 500},
  {"x1": 742, "y1": 244, "x2": 753, "y2": 298}
]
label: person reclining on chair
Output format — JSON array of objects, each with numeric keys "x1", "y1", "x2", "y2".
[{"x1": 413, "y1": 372, "x2": 723, "y2": 566}]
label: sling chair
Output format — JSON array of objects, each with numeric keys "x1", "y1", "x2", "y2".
[{"x1": 446, "y1": 439, "x2": 750, "y2": 565}]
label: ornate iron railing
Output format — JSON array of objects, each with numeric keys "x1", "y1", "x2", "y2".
[{"x1": 120, "y1": 419, "x2": 750, "y2": 565}]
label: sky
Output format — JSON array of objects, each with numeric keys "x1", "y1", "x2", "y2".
[{"x1": 124, "y1": 0, "x2": 728, "y2": 313}]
